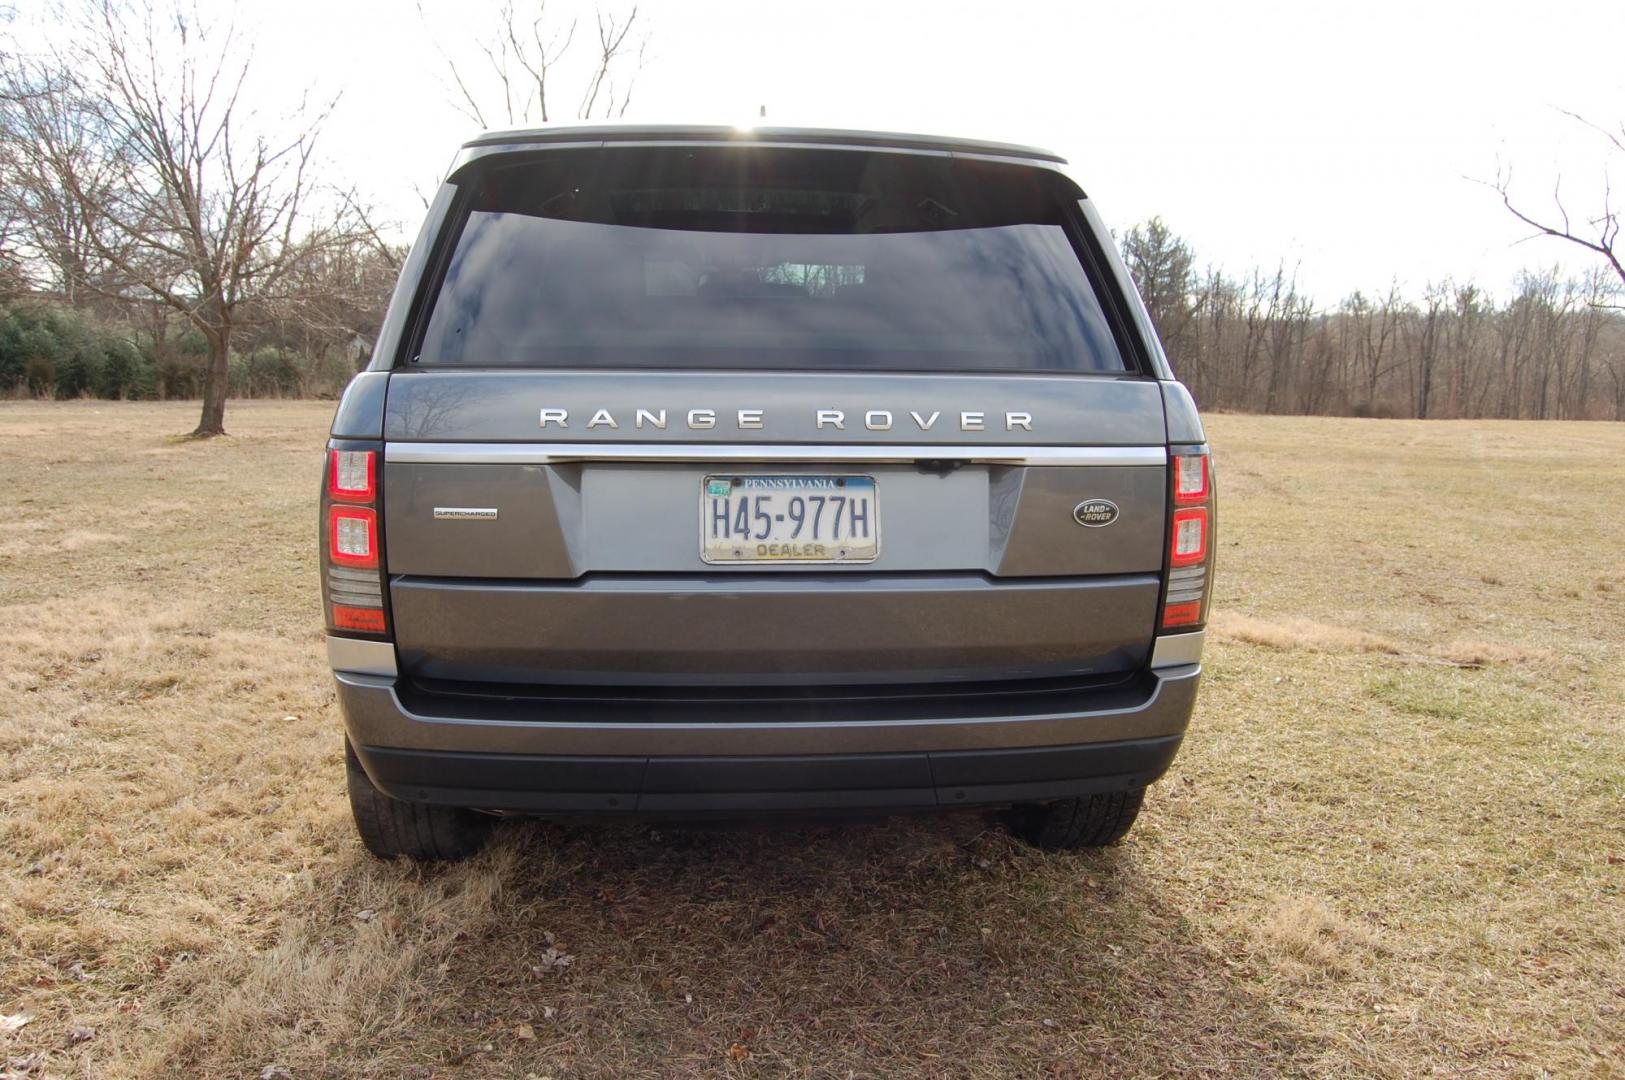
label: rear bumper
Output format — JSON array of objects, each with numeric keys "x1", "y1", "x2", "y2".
[
  {"x1": 332, "y1": 646, "x2": 1201, "y2": 814},
  {"x1": 352, "y1": 735, "x2": 1184, "y2": 814}
]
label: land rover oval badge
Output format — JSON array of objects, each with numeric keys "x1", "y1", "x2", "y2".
[{"x1": 1073, "y1": 499, "x2": 1119, "y2": 528}]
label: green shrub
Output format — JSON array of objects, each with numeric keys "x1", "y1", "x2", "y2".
[
  {"x1": 0, "y1": 305, "x2": 65, "y2": 393},
  {"x1": 0, "y1": 301, "x2": 363, "y2": 400},
  {"x1": 0, "y1": 303, "x2": 155, "y2": 399},
  {"x1": 95, "y1": 336, "x2": 151, "y2": 399},
  {"x1": 155, "y1": 326, "x2": 209, "y2": 399},
  {"x1": 231, "y1": 346, "x2": 303, "y2": 397}
]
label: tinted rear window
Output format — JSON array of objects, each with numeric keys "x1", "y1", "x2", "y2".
[{"x1": 416, "y1": 147, "x2": 1128, "y2": 374}]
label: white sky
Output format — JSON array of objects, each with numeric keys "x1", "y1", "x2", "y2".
[{"x1": 29, "y1": 0, "x2": 1625, "y2": 301}]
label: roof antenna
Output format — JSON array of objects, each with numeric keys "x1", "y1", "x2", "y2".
[{"x1": 759, "y1": 105, "x2": 767, "y2": 119}]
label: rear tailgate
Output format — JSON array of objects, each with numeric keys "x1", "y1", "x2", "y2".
[{"x1": 382, "y1": 370, "x2": 1166, "y2": 685}]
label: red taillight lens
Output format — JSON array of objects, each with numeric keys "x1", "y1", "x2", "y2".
[
  {"x1": 1162, "y1": 601, "x2": 1202, "y2": 628},
  {"x1": 332, "y1": 604, "x2": 388, "y2": 632},
  {"x1": 1173, "y1": 454, "x2": 1208, "y2": 503},
  {"x1": 329, "y1": 450, "x2": 376, "y2": 502},
  {"x1": 1170, "y1": 507, "x2": 1207, "y2": 567},
  {"x1": 328, "y1": 506, "x2": 378, "y2": 569}
]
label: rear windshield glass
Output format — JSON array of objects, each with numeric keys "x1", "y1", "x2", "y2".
[{"x1": 416, "y1": 147, "x2": 1128, "y2": 374}]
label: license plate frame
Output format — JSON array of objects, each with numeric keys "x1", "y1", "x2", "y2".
[{"x1": 700, "y1": 474, "x2": 880, "y2": 565}]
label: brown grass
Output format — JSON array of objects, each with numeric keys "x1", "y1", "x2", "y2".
[
  {"x1": 1209, "y1": 612, "x2": 1402, "y2": 654},
  {"x1": 2, "y1": 403, "x2": 1623, "y2": 1078},
  {"x1": 1248, "y1": 894, "x2": 1385, "y2": 980},
  {"x1": 1210, "y1": 614, "x2": 1559, "y2": 670}
]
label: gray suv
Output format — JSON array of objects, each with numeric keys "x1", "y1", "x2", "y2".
[{"x1": 322, "y1": 125, "x2": 1213, "y2": 861}]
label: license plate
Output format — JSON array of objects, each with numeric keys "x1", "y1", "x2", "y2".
[{"x1": 701, "y1": 474, "x2": 879, "y2": 564}]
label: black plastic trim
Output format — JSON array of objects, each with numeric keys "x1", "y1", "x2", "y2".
[
  {"x1": 395, "y1": 669, "x2": 1156, "y2": 727},
  {"x1": 395, "y1": 182, "x2": 476, "y2": 368},
  {"x1": 1061, "y1": 199, "x2": 1156, "y2": 378},
  {"x1": 352, "y1": 735, "x2": 1182, "y2": 815}
]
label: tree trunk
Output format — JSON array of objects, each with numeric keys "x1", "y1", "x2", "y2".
[{"x1": 193, "y1": 324, "x2": 231, "y2": 437}]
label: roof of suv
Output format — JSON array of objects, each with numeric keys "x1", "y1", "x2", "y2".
[{"x1": 460, "y1": 123, "x2": 1068, "y2": 164}]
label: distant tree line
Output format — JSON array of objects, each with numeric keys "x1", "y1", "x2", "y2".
[{"x1": 1121, "y1": 218, "x2": 1625, "y2": 420}]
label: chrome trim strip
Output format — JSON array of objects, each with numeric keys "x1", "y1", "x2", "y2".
[
  {"x1": 386, "y1": 443, "x2": 1167, "y2": 467},
  {"x1": 327, "y1": 636, "x2": 398, "y2": 677},
  {"x1": 1150, "y1": 631, "x2": 1205, "y2": 670}
]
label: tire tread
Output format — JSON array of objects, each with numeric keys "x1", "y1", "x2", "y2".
[
  {"x1": 345, "y1": 741, "x2": 490, "y2": 862},
  {"x1": 1007, "y1": 787, "x2": 1146, "y2": 850}
]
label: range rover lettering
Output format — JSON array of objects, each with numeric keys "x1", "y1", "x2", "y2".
[{"x1": 321, "y1": 124, "x2": 1215, "y2": 861}]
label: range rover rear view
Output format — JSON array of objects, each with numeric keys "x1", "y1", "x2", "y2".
[{"x1": 320, "y1": 125, "x2": 1215, "y2": 861}]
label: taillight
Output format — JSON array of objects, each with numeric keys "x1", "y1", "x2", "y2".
[
  {"x1": 332, "y1": 605, "x2": 387, "y2": 633},
  {"x1": 1161, "y1": 600, "x2": 1202, "y2": 627},
  {"x1": 1162, "y1": 452, "x2": 1213, "y2": 630},
  {"x1": 322, "y1": 447, "x2": 388, "y2": 637},
  {"x1": 1173, "y1": 453, "x2": 1208, "y2": 504},
  {"x1": 328, "y1": 449, "x2": 376, "y2": 501},
  {"x1": 1170, "y1": 507, "x2": 1208, "y2": 566},
  {"x1": 328, "y1": 506, "x2": 378, "y2": 568}
]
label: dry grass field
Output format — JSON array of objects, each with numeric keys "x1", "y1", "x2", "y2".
[{"x1": 1, "y1": 401, "x2": 1621, "y2": 1079}]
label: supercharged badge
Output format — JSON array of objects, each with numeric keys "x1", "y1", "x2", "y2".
[{"x1": 1072, "y1": 499, "x2": 1119, "y2": 528}]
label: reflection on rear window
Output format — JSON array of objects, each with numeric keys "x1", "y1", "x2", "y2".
[{"x1": 416, "y1": 148, "x2": 1127, "y2": 374}]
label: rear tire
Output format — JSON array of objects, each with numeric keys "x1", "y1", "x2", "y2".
[
  {"x1": 345, "y1": 741, "x2": 491, "y2": 862},
  {"x1": 1005, "y1": 787, "x2": 1145, "y2": 850}
]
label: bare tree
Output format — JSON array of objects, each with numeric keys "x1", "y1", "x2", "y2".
[
  {"x1": 1408, "y1": 284, "x2": 1446, "y2": 418},
  {"x1": 1492, "y1": 111, "x2": 1625, "y2": 294},
  {"x1": 425, "y1": 1, "x2": 648, "y2": 129},
  {"x1": 1261, "y1": 266, "x2": 1312, "y2": 414},
  {"x1": 0, "y1": 1, "x2": 369, "y2": 435},
  {"x1": 1447, "y1": 284, "x2": 1486, "y2": 417},
  {"x1": 1343, "y1": 284, "x2": 1404, "y2": 411}
]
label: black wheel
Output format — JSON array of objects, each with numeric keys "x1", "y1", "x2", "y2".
[
  {"x1": 1005, "y1": 787, "x2": 1146, "y2": 851},
  {"x1": 345, "y1": 741, "x2": 491, "y2": 862}
]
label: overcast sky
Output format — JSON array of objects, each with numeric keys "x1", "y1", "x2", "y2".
[{"x1": 28, "y1": 0, "x2": 1625, "y2": 301}]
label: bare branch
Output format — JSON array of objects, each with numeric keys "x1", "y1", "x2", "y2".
[
  {"x1": 421, "y1": 1, "x2": 644, "y2": 129},
  {"x1": 578, "y1": 5, "x2": 637, "y2": 119},
  {"x1": 416, "y1": 0, "x2": 488, "y2": 128},
  {"x1": 1485, "y1": 111, "x2": 1625, "y2": 291}
]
